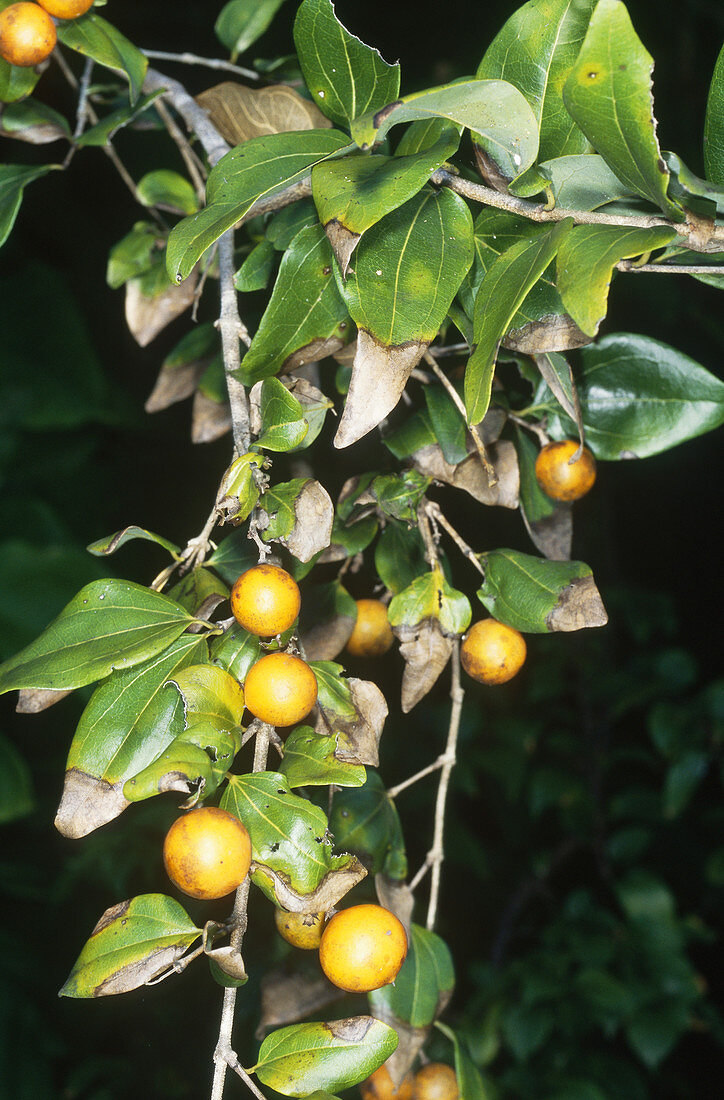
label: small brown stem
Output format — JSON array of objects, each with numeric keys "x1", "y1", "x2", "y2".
[
  {"x1": 507, "y1": 412, "x2": 550, "y2": 446},
  {"x1": 426, "y1": 644, "x2": 464, "y2": 931},
  {"x1": 155, "y1": 97, "x2": 207, "y2": 204},
  {"x1": 141, "y1": 49, "x2": 261, "y2": 82},
  {"x1": 616, "y1": 260, "x2": 724, "y2": 274},
  {"x1": 387, "y1": 754, "x2": 453, "y2": 799},
  {"x1": 417, "y1": 500, "x2": 439, "y2": 568},
  {"x1": 423, "y1": 351, "x2": 495, "y2": 483}
]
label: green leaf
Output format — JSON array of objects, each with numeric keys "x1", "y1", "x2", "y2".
[
  {"x1": 0, "y1": 57, "x2": 40, "y2": 104},
  {"x1": 124, "y1": 718, "x2": 242, "y2": 803},
  {"x1": 0, "y1": 97, "x2": 70, "y2": 140},
  {"x1": 383, "y1": 409, "x2": 436, "y2": 460},
  {"x1": 216, "y1": 0, "x2": 287, "y2": 60},
  {"x1": 311, "y1": 133, "x2": 460, "y2": 239},
  {"x1": 476, "y1": 548, "x2": 607, "y2": 633},
  {"x1": 0, "y1": 164, "x2": 57, "y2": 249},
  {"x1": 561, "y1": 0, "x2": 682, "y2": 218},
  {"x1": 351, "y1": 80, "x2": 539, "y2": 182},
  {"x1": 279, "y1": 726, "x2": 366, "y2": 788},
  {"x1": 476, "y1": 0, "x2": 596, "y2": 163},
  {"x1": 294, "y1": 0, "x2": 400, "y2": 127},
  {"x1": 389, "y1": 565, "x2": 471, "y2": 637},
  {"x1": 515, "y1": 427, "x2": 558, "y2": 526},
  {"x1": 59, "y1": 894, "x2": 201, "y2": 998},
  {"x1": 663, "y1": 151, "x2": 724, "y2": 217},
  {"x1": 465, "y1": 221, "x2": 572, "y2": 423},
  {"x1": 337, "y1": 188, "x2": 474, "y2": 345},
  {"x1": 539, "y1": 153, "x2": 634, "y2": 210},
  {"x1": 396, "y1": 118, "x2": 461, "y2": 156},
  {"x1": 168, "y1": 663, "x2": 245, "y2": 730},
  {"x1": 254, "y1": 378, "x2": 310, "y2": 452},
  {"x1": 210, "y1": 623, "x2": 263, "y2": 682},
  {"x1": 0, "y1": 580, "x2": 200, "y2": 695},
  {"x1": 369, "y1": 924, "x2": 454, "y2": 1027},
  {"x1": 704, "y1": 41, "x2": 724, "y2": 185},
  {"x1": 167, "y1": 567, "x2": 229, "y2": 614},
  {"x1": 424, "y1": 383, "x2": 468, "y2": 465},
  {"x1": 260, "y1": 478, "x2": 311, "y2": 542},
  {"x1": 207, "y1": 530, "x2": 258, "y2": 586},
  {"x1": 168, "y1": 130, "x2": 351, "y2": 282},
  {"x1": 371, "y1": 471, "x2": 430, "y2": 525},
  {"x1": 625, "y1": 1004, "x2": 688, "y2": 1068},
  {"x1": 235, "y1": 238, "x2": 276, "y2": 292},
  {"x1": 87, "y1": 525, "x2": 180, "y2": 559},
  {"x1": 254, "y1": 1016, "x2": 399, "y2": 1096},
  {"x1": 374, "y1": 524, "x2": 428, "y2": 595},
  {"x1": 0, "y1": 734, "x2": 33, "y2": 825},
  {"x1": 221, "y1": 772, "x2": 349, "y2": 895},
  {"x1": 57, "y1": 14, "x2": 148, "y2": 104},
  {"x1": 662, "y1": 751, "x2": 708, "y2": 819},
  {"x1": 137, "y1": 170, "x2": 199, "y2": 215},
  {"x1": 106, "y1": 221, "x2": 159, "y2": 289},
  {"x1": 546, "y1": 333, "x2": 724, "y2": 458},
  {"x1": 76, "y1": 91, "x2": 162, "y2": 148},
  {"x1": 239, "y1": 225, "x2": 349, "y2": 386},
  {"x1": 435, "y1": 1022, "x2": 489, "y2": 1100},
  {"x1": 329, "y1": 771, "x2": 407, "y2": 878},
  {"x1": 556, "y1": 224, "x2": 676, "y2": 336},
  {"x1": 310, "y1": 660, "x2": 357, "y2": 723},
  {"x1": 266, "y1": 199, "x2": 319, "y2": 250}
]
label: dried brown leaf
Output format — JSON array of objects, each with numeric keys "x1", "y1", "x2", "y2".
[
  {"x1": 204, "y1": 944, "x2": 247, "y2": 982},
  {"x1": 325, "y1": 220, "x2": 360, "y2": 278},
  {"x1": 412, "y1": 440, "x2": 519, "y2": 508},
  {"x1": 521, "y1": 502, "x2": 573, "y2": 561},
  {"x1": 254, "y1": 856, "x2": 367, "y2": 912},
  {"x1": 55, "y1": 768, "x2": 129, "y2": 838},
  {"x1": 394, "y1": 619, "x2": 453, "y2": 713},
  {"x1": 300, "y1": 613, "x2": 356, "y2": 661},
  {"x1": 370, "y1": 1001, "x2": 430, "y2": 1084},
  {"x1": 318, "y1": 677, "x2": 388, "y2": 767},
  {"x1": 257, "y1": 968, "x2": 344, "y2": 1038},
  {"x1": 278, "y1": 479, "x2": 333, "y2": 562},
  {"x1": 16, "y1": 687, "x2": 72, "y2": 713},
  {"x1": 283, "y1": 335, "x2": 347, "y2": 374},
  {"x1": 545, "y1": 575, "x2": 608, "y2": 631},
  {"x1": 196, "y1": 83, "x2": 332, "y2": 145},
  {"x1": 191, "y1": 391, "x2": 232, "y2": 443},
  {"x1": 0, "y1": 115, "x2": 67, "y2": 144},
  {"x1": 474, "y1": 404, "x2": 507, "y2": 444},
  {"x1": 334, "y1": 330, "x2": 428, "y2": 448},
  {"x1": 145, "y1": 360, "x2": 207, "y2": 413},
  {"x1": 503, "y1": 314, "x2": 591, "y2": 354},
  {"x1": 374, "y1": 875, "x2": 414, "y2": 940},
  {"x1": 125, "y1": 269, "x2": 198, "y2": 347},
  {"x1": 96, "y1": 945, "x2": 189, "y2": 996}
]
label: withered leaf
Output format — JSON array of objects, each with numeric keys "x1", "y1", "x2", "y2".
[
  {"x1": 369, "y1": 1001, "x2": 430, "y2": 1085},
  {"x1": 334, "y1": 330, "x2": 428, "y2": 448},
  {"x1": 545, "y1": 575, "x2": 608, "y2": 631},
  {"x1": 375, "y1": 875, "x2": 414, "y2": 940},
  {"x1": 394, "y1": 620, "x2": 454, "y2": 713},
  {"x1": 16, "y1": 687, "x2": 72, "y2": 713},
  {"x1": 125, "y1": 269, "x2": 198, "y2": 348},
  {"x1": 503, "y1": 313, "x2": 591, "y2": 354},
  {"x1": 257, "y1": 968, "x2": 345, "y2": 1038},
  {"x1": 253, "y1": 855, "x2": 367, "y2": 912},
  {"x1": 204, "y1": 944, "x2": 247, "y2": 982},
  {"x1": 474, "y1": 404, "x2": 507, "y2": 445},
  {"x1": 301, "y1": 614, "x2": 356, "y2": 661},
  {"x1": 317, "y1": 677, "x2": 388, "y2": 768},
  {"x1": 196, "y1": 83, "x2": 332, "y2": 146},
  {"x1": 521, "y1": 501, "x2": 573, "y2": 562},
  {"x1": 325, "y1": 220, "x2": 360, "y2": 278},
  {"x1": 145, "y1": 359, "x2": 207, "y2": 413},
  {"x1": 191, "y1": 391, "x2": 232, "y2": 443},
  {"x1": 55, "y1": 768, "x2": 129, "y2": 839},
  {"x1": 411, "y1": 440, "x2": 519, "y2": 508},
  {"x1": 278, "y1": 479, "x2": 334, "y2": 562}
]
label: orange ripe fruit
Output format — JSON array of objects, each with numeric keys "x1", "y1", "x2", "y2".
[
  {"x1": 346, "y1": 599, "x2": 394, "y2": 658},
  {"x1": 412, "y1": 1065, "x2": 459, "y2": 1100},
  {"x1": 230, "y1": 563, "x2": 301, "y2": 637},
  {"x1": 243, "y1": 652, "x2": 317, "y2": 726},
  {"x1": 534, "y1": 439, "x2": 597, "y2": 502},
  {"x1": 318, "y1": 903, "x2": 407, "y2": 993},
  {"x1": 461, "y1": 619, "x2": 527, "y2": 686},
  {"x1": 274, "y1": 909, "x2": 327, "y2": 950},
  {"x1": 163, "y1": 806, "x2": 252, "y2": 900},
  {"x1": 37, "y1": 0, "x2": 94, "y2": 18},
  {"x1": 0, "y1": 3, "x2": 57, "y2": 67},
  {"x1": 360, "y1": 1064, "x2": 414, "y2": 1100}
]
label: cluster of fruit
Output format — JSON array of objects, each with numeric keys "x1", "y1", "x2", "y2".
[
  {"x1": 0, "y1": 0, "x2": 91, "y2": 68},
  {"x1": 361, "y1": 1062, "x2": 459, "y2": 1100}
]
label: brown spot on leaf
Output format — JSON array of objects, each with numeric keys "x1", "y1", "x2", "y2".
[
  {"x1": 91, "y1": 899, "x2": 131, "y2": 937},
  {"x1": 545, "y1": 575, "x2": 608, "y2": 632},
  {"x1": 125, "y1": 269, "x2": 198, "y2": 348},
  {"x1": 504, "y1": 314, "x2": 591, "y2": 354},
  {"x1": 412, "y1": 440, "x2": 519, "y2": 509},
  {"x1": 191, "y1": 391, "x2": 232, "y2": 444},
  {"x1": 95, "y1": 946, "x2": 185, "y2": 997},
  {"x1": 326, "y1": 1016, "x2": 375, "y2": 1042},
  {"x1": 16, "y1": 687, "x2": 72, "y2": 713},
  {"x1": 372, "y1": 101, "x2": 403, "y2": 130},
  {"x1": 324, "y1": 220, "x2": 361, "y2": 279}
]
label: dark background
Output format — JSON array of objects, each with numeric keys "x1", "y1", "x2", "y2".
[{"x1": 1, "y1": 1, "x2": 723, "y2": 1098}]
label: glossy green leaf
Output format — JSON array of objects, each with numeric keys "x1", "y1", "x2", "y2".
[
  {"x1": 371, "y1": 471, "x2": 430, "y2": 525},
  {"x1": 476, "y1": 548, "x2": 607, "y2": 633},
  {"x1": 168, "y1": 664, "x2": 245, "y2": 730},
  {"x1": 476, "y1": 0, "x2": 596, "y2": 164},
  {"x1": 76, "y1": 91, "x2": 162, "y2": 148},
  {"x1": 704, "y1": 41, "x2": 724, "y2": 184},
  {"x1": 279, "y1": 726, "x2": 366, "y2": 787},
  {"x1": 465, "y1": 220, "x2": 572, "y2": 423},
  {"x1": 124, "y1": 718, "x2": 242, "y2": 803},
  {"x1": 216, "y1": 0, "x2": 287, "y2": 60},
  {"x1": 253, "y1": 1016, "x2": 399, "y2": 1096},
  {"x1": 556, "y1": 224, "x2": 676, "y2": 336},
  {"x1": 260, "y1": 478, "x2": 311, "y2": 543},
  {"x1": 106, "y1": 221, "x2": 159, "y2": 289},
  {"x1": 663, "y1": 151, "x2": 724, "y2": 217},
  {"x1": 87, "y1": 525, "x2": 180, "y2": 559},
  {"x1": 374, "y1": 524, "x2": 428, "y2": 595},
  {"x1": 0, "y1": 734, "x2": 33, "y2": 825},
  {"x1": 435, "y1": 1022, "x2": 490, "y2": 1100},
  {"x1": 266, "y1": 198, "x2": 319, "y2": 249},
  {"x1": 0, "y1": 57, "x2": 40, "y2": 103},
  {"x1": 424, "y1": 383, "x2": 468, "y2": 465},
  {"x1": 310, "y1": 660, "x2": 357, "y2": 723},
  {"x1": 540, "y1": 153, "x2": 634, "y2": 209},
  {"x1": 383, "y1": 409, "x2": 436, "y2": 460},
  {"x1": 369, "y1": 924, "x2": 454, "y2": 1027},
  {"x1": 337, "y1": 188, "x2": 473, "y2": 344},
  {"x1": 0, "y1": 164, "x2": 57, "y2": 249},
  {"x1": 57, "y1": 14, "x2": 147, "y2": 104},
  {"x1": 351, "y1": 80, "x2": 539, "y2": 182},
  {"x1": 0, "y1": 98, "x2": 70, "y2": 141},
  {"x1": 388, "y1": 565, "x2": 471, "y2": 637},
  {"x1": 396, "y1": 118, "x2": 462, "y2": 156},
  {"x1": 167, "y1": 130, "x2": 351, "y2": 282},
  {"x1": 221, "y1": 772, "x2": 350, "y2": 896},
  {"x1": 234, "y1": 238, "x2": 276, "y2": 292},
  {"x1": 136, "y1": 170, "x2": 199, "y2": 215},
  {"x1": 254, "y1": 378, "x2": 310, "y2": 452},
  {"x1": 59, "y1": 894, "x2": 201, "y2": 998},
  {"x1": 210, "y1": 623, "x2": 264, "y2": 682},
  {"x1": 326, "y1": 514, "x2": 378, "y2": 558},
  {"x1": 166, "y1": 568, "x2": 229, "y2": 615},
  {"x1": 238, "y1": 224, "x2": 350, "y2": 385},
  {"x1": 562, "y1": 0, "x2": 682, "y2": 218},
  {"x1": 206, "y1": 530, "x2": 258, "y2": 587},
  {"x1": 329, "y1": 771, "x2": 407, "y2": 878},
  {"x1": 0, "y1": 580, "x2": 201, "y2": 695},
  {"x1": 546, "y1": 333, "x2": 724, "y2": 458},
  {"x1": 294, "y1": 0, "x2": 400, "y2": 127},
  {"x1": 311, "y1": 133, "x2": 459, "y2": 238}
]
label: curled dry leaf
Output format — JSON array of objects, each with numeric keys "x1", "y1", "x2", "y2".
[
  {"x1": 300, "y1": 613, "x2": 356, "y2": 661},
  {"x1": 503, "y1": 313, "x2": 591, "y2": 354},
  {"x1": 474, "y1": 404, "x2": 507, "y2": 445},
  {"x1": 411, "y1": 439, "x2": 519, "y2": 509},
  {"x1": 145, "y1": 359, "x2": 207, "y2": 414},
  {"x1": 254, "y1": 855, "x2": 368, "y2": 912},
  {"x1": 374, "y1": 874, "x2": 414, "y2": 940},
  {"x1": 55, "y1": 768, "x2": 129, "y2": 838},
  {"x1": 0, "y1": 114, "x2": 67, "y2": 144},
  {"x1": 191, "y1": 391, "x2": 232, "y2": 443},
  {"x1": 334, "y1": 330, "x2": 429, "y2": 448},
  {"x1": 257, "y1": 969, "x2": 345, "y2": 1038},
  {"x1": 394, "y1": 620, "x2": 454, "y2": 713},
  {"x1": 370, "y1": 1001, "x2": 430, "y2": 1086},
  {"x1": 195, "y1": 82, "x2": 333, "y2": 146},
  {"x1": 317, "y1": 677, "x2": 388, "y2": 767},
  {"x1": 16, "y1": 686, "x2": 72, "y2": 713},
  {"x1": 521, "y1": 501, "x2": 573, "y2": 562},
  {"x1": 545, "y1": 575, "x2": 608, "y2": 631},
  {"x1": 325, "y1": 220, "x2": 360, "y2": 278},
  {"x1": 125, "y1": 269, "x2": 198, "y2": 348},
  {"x1": 276, "y1": 479, "x2": 334, "y2": 562},
  {"x1": 204, "y1": 944, "x2": 247, "y2": 982}
]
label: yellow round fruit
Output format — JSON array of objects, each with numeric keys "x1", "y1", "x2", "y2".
[
  {"x1": 318, "y1": 903, "x2": 407, "y2": 993},
  {"x1": 534, "y1": 439, "x2": 597, "y2": 502},
  {"x1": 163, "y1": 806, "x2": 252, "y2": 900},
  {"x1": 37, "y1": 0, "x2": 94, "y2": 18},
  {"x1": 360, "y1": 1064, "x2": 414, "y2": 1100},
  {"x1": 0, "y1": 3, "x2": 56, "y2": 67},
  {"x1": 460, "y1": 619, "x2": 527, "y2": 686},
  {"x1": 230, "y1": 563, "x2": 301, "y2": 637},
  {"x1": 274, "y1": 909, "x2": 327, "y2": 950},
  {"x1": 412, "y1": 1064, "x2": 459, "y2": 1100},
  {"x1": 346, "y1": 599, "x2": 394, "y2": 658},
  {"x1": 243, "y1": 652, "x2": 317, "y2": 727}
]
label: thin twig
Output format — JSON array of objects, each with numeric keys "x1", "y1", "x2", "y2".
[
  {"x1": 225, "y1": 1053, "x2": 269, "y2": 1100},
  {"x1": 71, "y1": 57, "x2": 93, "y2": 141},
  {"x1": 425, "y1": 501, "x2": 485, "y2": 577},
  {"x1": 155, "y1": 97, "x2": 207, "y2": 204},
  {"x1": 387, "y1": 754, "x2": 452, "y2": 799},
  {"x1": 217, "y1": 232, "x2": 252, "y2": 456},
  {"x1": 507, "y1": 412, "x2": 550, "y2": 446},
  {"x1": 417, "y1": 500, "x2": 439, "y2": 568},
  {"x1": 423, "y1": 350, "x2": 495, "y2": 483},
  {"x1": 142, "y1": 49, "x2": 261, "y2": 82},
  {"x1": 616, "y1": 260, "x2": 724, "y2": 274},
  {"x1": 409, "y1": 859, "x2": 432, "y2": 892},
  {"x1": 426, "y1": 643, "x2": 464, "y2": 931}
]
